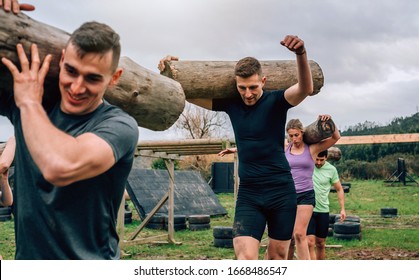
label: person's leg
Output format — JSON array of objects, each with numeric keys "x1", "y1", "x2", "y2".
[
  {"x1": 315, "y1": 237, "x2": 326, "y2": 260},
  {"x1": 307, "y1": 235, "x2": 316, "y2": 260},
  {"x1": 233, "y1": 185, "x2": 266, "y2": 260},
  {"x1": 287, "y1": 237, "x2": 295, "y2": 259},
  {"x1": 234, "y1": 236, "x2": 261, "y2": 260},
  {"x1": 265, "y1": 185, "x2": 297, "y2": 260},
  {"x1": 314, "y1": 212, "x2": 329, "y2": 260},
  {"x1": 265, "y1": 238, "x2": 291, "y2": 260},
  {"x1": 307, "y1": 212, "x2": 317, "y2": 260},
  {"x1": 293, "y1": 204, "x2": 313, "y2": 260}
]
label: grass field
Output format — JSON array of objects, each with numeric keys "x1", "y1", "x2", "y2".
[{"x1": 0, "y1": 179, "x2": 418, "y2": 260}]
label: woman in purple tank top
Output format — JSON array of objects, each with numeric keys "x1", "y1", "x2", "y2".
[{"x1": 285, "y1": 115, "x2": 340, "y2": 260}]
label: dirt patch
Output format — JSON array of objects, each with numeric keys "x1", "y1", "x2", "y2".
[{"x1": 332, "y1": 248, "x2": 419, "y2": 260}]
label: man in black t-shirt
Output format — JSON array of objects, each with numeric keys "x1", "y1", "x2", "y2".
[{"x1": 159, "y1": 35, "x2": 313, "y2": 260}]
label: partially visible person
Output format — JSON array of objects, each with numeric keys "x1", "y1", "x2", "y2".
[
  {"x1": 160, "y1": 34, "x2": 314, "y2": 260},
  {"x1": 0, "y1": 136, "x2": 15, "y2": 260},
  {"x1": 307, "y1": 150, "x2": 346, "y2": 260},
  {"x1": 285, "y1": 115, "x2": 340, "y2": 260},
  {"x1": 1, "y1": 1, "x2": 139, "y2": 259},
  {"x1": 0, "y1": 136, "x2": 15, "y2": 207}
]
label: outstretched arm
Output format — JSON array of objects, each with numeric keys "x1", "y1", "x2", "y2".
[
  {"x1": 333, "y1": 181, "x2": 346, "y2": 222},
  {"x1": 282, "y1": 35, "x2": 314, "y2": 106},
  {"x1": 310, "y1": 114, "x2": 341, "y2": 157}
]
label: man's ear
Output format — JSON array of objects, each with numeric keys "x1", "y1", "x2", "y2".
[{"x1": 109, "y1": 68, "x2": 123, "y2": 86}]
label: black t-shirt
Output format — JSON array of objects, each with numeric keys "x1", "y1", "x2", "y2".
[
  {"x1": 0, "y1": 91, "x2": 139, "y2": 259},
  {"x1": 213, "y1": 90, "x2": 294, "y2": 186}
]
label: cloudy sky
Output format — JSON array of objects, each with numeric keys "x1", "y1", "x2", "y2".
[{"x1": 1, "y1": 0, "x2": 418, "y2": 141}]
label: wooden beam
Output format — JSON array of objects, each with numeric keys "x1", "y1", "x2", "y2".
[{"x1": 336, "y1": 133, "x2": 419, "y2": 145}]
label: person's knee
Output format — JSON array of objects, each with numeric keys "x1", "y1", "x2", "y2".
[
  {"x1": 293, "y1": 231, "x2": 306, "y2": 242},
  {"x1": 315, "y1": 238, "x2": 326, "y2": 249},
  {"x1": 307, "y1": 236, "x2": 315, "y2": 248}
]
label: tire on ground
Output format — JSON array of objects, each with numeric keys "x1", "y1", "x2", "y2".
[
  {"x1": 213, "y1": 226, "x2": 233, "y2": 239},
  {"x1": 189, "y1": 223, "x2": 211, "y2": 231},
  {"x1": 188, "y1": 215, "x2": 211, "y2": 224},
  {"x1": 333, "y1": 222, "x2": 361, "y2": 234},
  {"x1": 213, "y1": 238, "x2": 233, "y2": 248},
  {"x1": 333, "y1": 233, "x2": 362, "y2": 241},
  {"x1": 380, "y1": 207, "x2": 397, "y2": 218}
]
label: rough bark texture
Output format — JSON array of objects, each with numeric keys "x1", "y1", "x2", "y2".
[
  {"x1": 0, "y1": 10, "x2": 185, "y2": 131},
  {"x1": 303, "y1": 118, "x2": 336, "y2": 144},
  {"x1": 161, "y1": 60, "x2": 324, "y2": 100}
]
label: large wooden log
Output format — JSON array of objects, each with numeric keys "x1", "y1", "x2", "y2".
[
  {"x1": 0, "y1": 10, "x2": 185, "y2": 131},
  {"x1": 160, "y1": 59, "x2": 324, "y2": 100}
]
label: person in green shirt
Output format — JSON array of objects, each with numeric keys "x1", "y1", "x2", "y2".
[{"x1": 307, "y1": 150, "x2": 346, "y2": 260}]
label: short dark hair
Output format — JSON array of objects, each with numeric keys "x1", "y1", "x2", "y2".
[
  {"x1": 318, "y1": 150, "x2": 328, "y2": 158},
  {"x1": 234, "y1": 57, "x2": 262, "y2": 78},
  {"x1": 67, "y1": 21, "x2": 121, "y2": 72}
]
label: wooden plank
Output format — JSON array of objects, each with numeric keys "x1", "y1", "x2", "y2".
[{"x1": 336, "y1": 133, "x2": 419, "y2": 145}]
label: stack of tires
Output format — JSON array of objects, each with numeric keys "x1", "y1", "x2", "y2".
[
  {"x1": 328, "y1": 213, "x2": 338, "y2": 236},
  {"x1": 164, "y1": 215, "x2": 187, "y2": 231},
  {"x1": 145, "y1": 214, "x2": 166, "y2": 230},
  {"x1": 333, "y1": 215, "x2": 362, "y2": 241},
  {"x1": 188, "y1": 215, "x2": 211, "y2": 231},
  {"x1": 124, "y1": 202, "x2": 133, "y2": 224},
  {"x1": 213, "y1": 226, "x2": 234, "y2": 248},
  {"x1": 0, "y1": 206, "x2": 12, "y2": 222},
  {"x1": 380, "y1": 207, "x2": 397, "y2": 218}
]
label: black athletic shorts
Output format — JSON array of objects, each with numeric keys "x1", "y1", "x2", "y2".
[
  {"x1": 307, "y1": 212, "x2": 329, "y2": 238},
  {"x1": 233, "y1": 182, "x2": 297, "y2": 241},
  {"x1": 296, "y1": 189, "x2": 316, "y2": 206}
]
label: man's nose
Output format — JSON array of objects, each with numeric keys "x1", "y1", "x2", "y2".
[{"x1": 70, "y1": 76, "x2": 86, "y2": 94}]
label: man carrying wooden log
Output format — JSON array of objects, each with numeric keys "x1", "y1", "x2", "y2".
[
  {"x1": 0, "y1": 0, "x2": 139, "y2": 259},
  {"x1": 160, "y1": 35, "x2": 313, "y2": 260}
]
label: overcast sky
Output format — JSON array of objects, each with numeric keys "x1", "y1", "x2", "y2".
[{"x1": 1, "y1": 0, "x2": 418, "y2": 141}]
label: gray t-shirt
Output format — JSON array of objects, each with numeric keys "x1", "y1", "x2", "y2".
[{"x1": 1, "y1": 92, "x2": 139, "y2": 259}]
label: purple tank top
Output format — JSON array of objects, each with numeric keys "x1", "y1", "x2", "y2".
[{"x1": 285, "y1": 143, "x2": 314, "y2": 193}]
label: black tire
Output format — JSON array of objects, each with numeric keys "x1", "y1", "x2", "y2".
[
  {"x1": 213, "y1": 226, "x2": 233, "y2": 239},
  {"x1": 0, "y1": 206, "x2": 12, "y2": 216},
  {"x1": 188, "y1": 215, "x2": 211, "y2": 224},
  {"x1": 189, "y1": 223, "x2": 211, "y2": 231},
  {"x1": 341, "y1": 182, "x2": 351, "y2": 188},
  {"x1": 343, "y1": 186, "x2": 350, "y2": 193},
  {"x1": 164, "y1": 215, "x2": 186, "y2": 224},
  {"x1": 148, "y1": 215, "x2": 166, "y2": 224},
  {"x1": 333, "y1": 222, "x2": 361, "y2": 234},
  {"x1": 172, "y1": 223, "x2": 187, "y2": 231},
  {"x1": 124, "y1": 211, "x2": 133, "y2": 219},
  {"x1": 213, "y1": 238, "x2": 233, "y2": 248},
  {"x1": 328, "y1": 227, "x2": 334, "y2": 237},
  {"x1": 336, "y1": 215, "x2": 360, "y2": 223},
  {"x1": 0, "y1": 214, "x2": 12, "y2": 222},
  {"x1": 333, "y1": 233, "x2": 362, "y2": 241},
  {"x1": 329, "y1": 214, "x2": 338, "y2": 224},
  {"x1": 124, "y1": 217, "x2": 132, "y2": 224},
  {"x1": 145, "y1": 222, "x2": 165, "y2": 230},
  {"x1": 380, "y1": 207, "x2": 397, "y2": 217},
  {"x1": 330, "y1": 187, "x2": 337, "y2": 193}
]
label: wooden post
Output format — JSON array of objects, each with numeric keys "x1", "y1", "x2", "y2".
[{"x1": 0, "y1": 10, "x2": 185, "y2": 131}]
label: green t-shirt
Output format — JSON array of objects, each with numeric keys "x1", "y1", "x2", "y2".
[{"x1": 313, "y1": 161, "x2": 339, "y2": 213}]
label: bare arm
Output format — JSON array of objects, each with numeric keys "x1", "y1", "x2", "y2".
[
  {"x1": 218, "y1": 147, "x2": 237, "y2": 157},
  {"x1": 0, "y1": 136, "x2": 15, "y2": 206},
  {"x1": 2, "y1": 44, "x2": 117, "y2": 187},
  {"x1": 310, "y1": 115, "x2": 341, "y2": 158},
  {"x1": 333, "y1": 181, "x2": 346, "y2": 222},
  {"x1": 281, "y1": 35, "x2": 314, "y2": 106}
]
